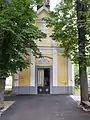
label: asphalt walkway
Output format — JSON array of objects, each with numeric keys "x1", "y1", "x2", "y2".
[{"x1": 1, "y1": 95, "x2": 90, "y2": 120}]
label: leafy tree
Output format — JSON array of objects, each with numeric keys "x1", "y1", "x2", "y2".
[
  {"x1": 0, "y1": 0, "x2": 45, "y2": 108},
  {"x1": 46, "y1": 0, "x2": 90, "y2": 104},
  {"x1": 74, "y1": 65, "x2": 79, "y2": 87}
]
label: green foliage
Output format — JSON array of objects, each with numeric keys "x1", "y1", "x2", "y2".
[
  {"x1": 74, "y1": 64, "x2": 79, "y2": 87},
  {"x1": 46, "y1": 0, "x2": 90, "y2": 65},
  {"x1": 75, "y1": 74, "x2": 80, "y2": 87},
  {"x1": 0, "y1": 0, "x2": 45, "y2": 78}
]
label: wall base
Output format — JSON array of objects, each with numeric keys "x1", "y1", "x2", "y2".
[
  {"x1": 12, "y1": 86, "x2": 74, "y2": 95},
  {"x1": 51, "y1": 86, "x2": 75, "y2": 95}
]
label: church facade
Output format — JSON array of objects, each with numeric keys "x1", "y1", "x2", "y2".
[{"x1": 12, "y1": 0, "x2": 75, "y2": 95}]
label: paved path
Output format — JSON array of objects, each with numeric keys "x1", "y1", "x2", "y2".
[{"x1": 1, "y1": 95, "x2": 90, "y2": 120}]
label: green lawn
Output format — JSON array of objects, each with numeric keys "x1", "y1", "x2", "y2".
[
  {"x1": 75, "y1": 88, "x2": 80, "y2": 96},
  {"x1": 75, "y1": 88, "x2": 90, "y2": 102}
]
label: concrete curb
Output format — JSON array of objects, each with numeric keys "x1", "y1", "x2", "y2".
[{"x1": 0, "y1": 101, "x2": 15, "y2": 116}]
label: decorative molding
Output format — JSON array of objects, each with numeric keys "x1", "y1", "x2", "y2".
[
  {"x1": 38, "y1": 46, "x2": 53, "y2": 50},
  {"x1": 38, "y1": 46, "x2": 64, "y2": 50},
  {"x1": 37, "y1": 47, "x2": 64, "y2": 55},
  {"x1": 36, "y1": 57, "x2": 52, "y2": 65},
  {"x1": 37, "y1": 6, "x2": 49, "y2": 14},
  {"x1": 39, "y1": 49, "x2": 53, "y2": 55},
  {"x1": 36, "y1": 19, "x2": 46, "y2": 23}
]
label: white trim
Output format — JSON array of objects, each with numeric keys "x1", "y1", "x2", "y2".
[
  {"x1": 38, "y1": 47, "x2": 64, "y2": 55},
  {"x1": 72, "y1": 64, "x2": 75, "y2": 87},
  {"x1": 37, "y1": 6, "x2": 49, "y2": 14},
  {"x1": 14, "y1": 73, "x2": 19, "y2": 87},
  {"x1": 68, "y1": 59, "x2": 74, "y2": 87},
  {"x1": 53, "y1": 48, "x2": 58, "y2": 86},
  {"x1": 30, "y1": 55, "x2": 35, "y2": 86},
  {"x1": 38, "y1": 47, "x2": 53, "y2": 50},
  {"x1": 38, "y1": 46, "x2": 64, "y2": 50},
  {"x1": 39, "y1": 49, "x2": 52, "y2": 55},
  {"x1": 36, "y1": 19, "x2": 46, "y2": 23}
]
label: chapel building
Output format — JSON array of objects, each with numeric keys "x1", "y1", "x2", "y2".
[{"x1": 13, "y1": 0, "x2": 74, "y2": 95}]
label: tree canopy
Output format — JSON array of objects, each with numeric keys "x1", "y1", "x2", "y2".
[
  {"x1": 45, "y1": 0, "x2": 90, "y2": 102},
  {"x1": 0, "y1": 0, "x2": 45, "y2": 78},
  {"x1": 46, "y1": 0, "x2": 90, "y2": 65}
]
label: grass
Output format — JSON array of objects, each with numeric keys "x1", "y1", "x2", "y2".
[
  {"x1": 75, "y1": 88, "x2": 90, "y2": 102},
  {"x1": 75, "y1": 88, "x2": 80, "y2": 96},
  {"x1": 5, "y1": 88, "x2": 12, "y2": 95},
  {"x1": 5, "y1": 90, "x2": 12, "y2": 95}
]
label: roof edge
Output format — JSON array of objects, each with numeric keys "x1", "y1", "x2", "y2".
[{"x1": 37, "y1": 6, "x2": 49, "y2": 14}]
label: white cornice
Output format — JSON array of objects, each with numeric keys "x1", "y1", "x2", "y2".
[
  {"x1": 36, "y1": 18, "x2": 45, "y2": 23},
  {"x1": 37, "y1": 6, "x2": 49, "y2": 14}
]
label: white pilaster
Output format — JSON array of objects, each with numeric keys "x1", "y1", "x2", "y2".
[
  {"x1": 68, "y1": 59, "x2": 74, "y2": 87},
  {"x1": 14, "y1": 73, "x2": 19, "y2": 87},
  {"x1": 53, "y1": 48, "x2": 58, "y2": 86},
  {"x1": 30, "y1": 54, "x2": 35, "y2": 86}
]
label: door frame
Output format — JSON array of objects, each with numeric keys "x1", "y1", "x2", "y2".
[{"x1": 35, "y1": 66, "x2": 53, "y2": 94}]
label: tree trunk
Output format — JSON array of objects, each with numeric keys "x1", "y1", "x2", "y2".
[
  {"x1": 76, "y1": 0, "x2": 88, "y2": 104},
  {"x1": 0, "y1": 78, "x2": 5, "y2": 109},
  {"x1": 79, "y1": 63, "x2": 88, "y2": 103}
]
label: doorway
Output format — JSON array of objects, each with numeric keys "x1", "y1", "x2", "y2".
[{"x1": 37, "y1": 68, "x2": 50, "y2": 94}]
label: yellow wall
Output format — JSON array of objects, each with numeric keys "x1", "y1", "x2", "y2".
[
  {"x1": 37, "y1": 10, "x2": 49, "y2": 19},
  {"x1": 57, "y1": 55, "x2": 68, "y2": 86},
  {"x1": 19, "y1": 68, "x2": 30, "y2": 86},
  {"x1": 18, "y1": 9, "x2": 68, "y2": 88},
  {"x1": 36, "y1": 10, "x2": 53, "y2": 47}
]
